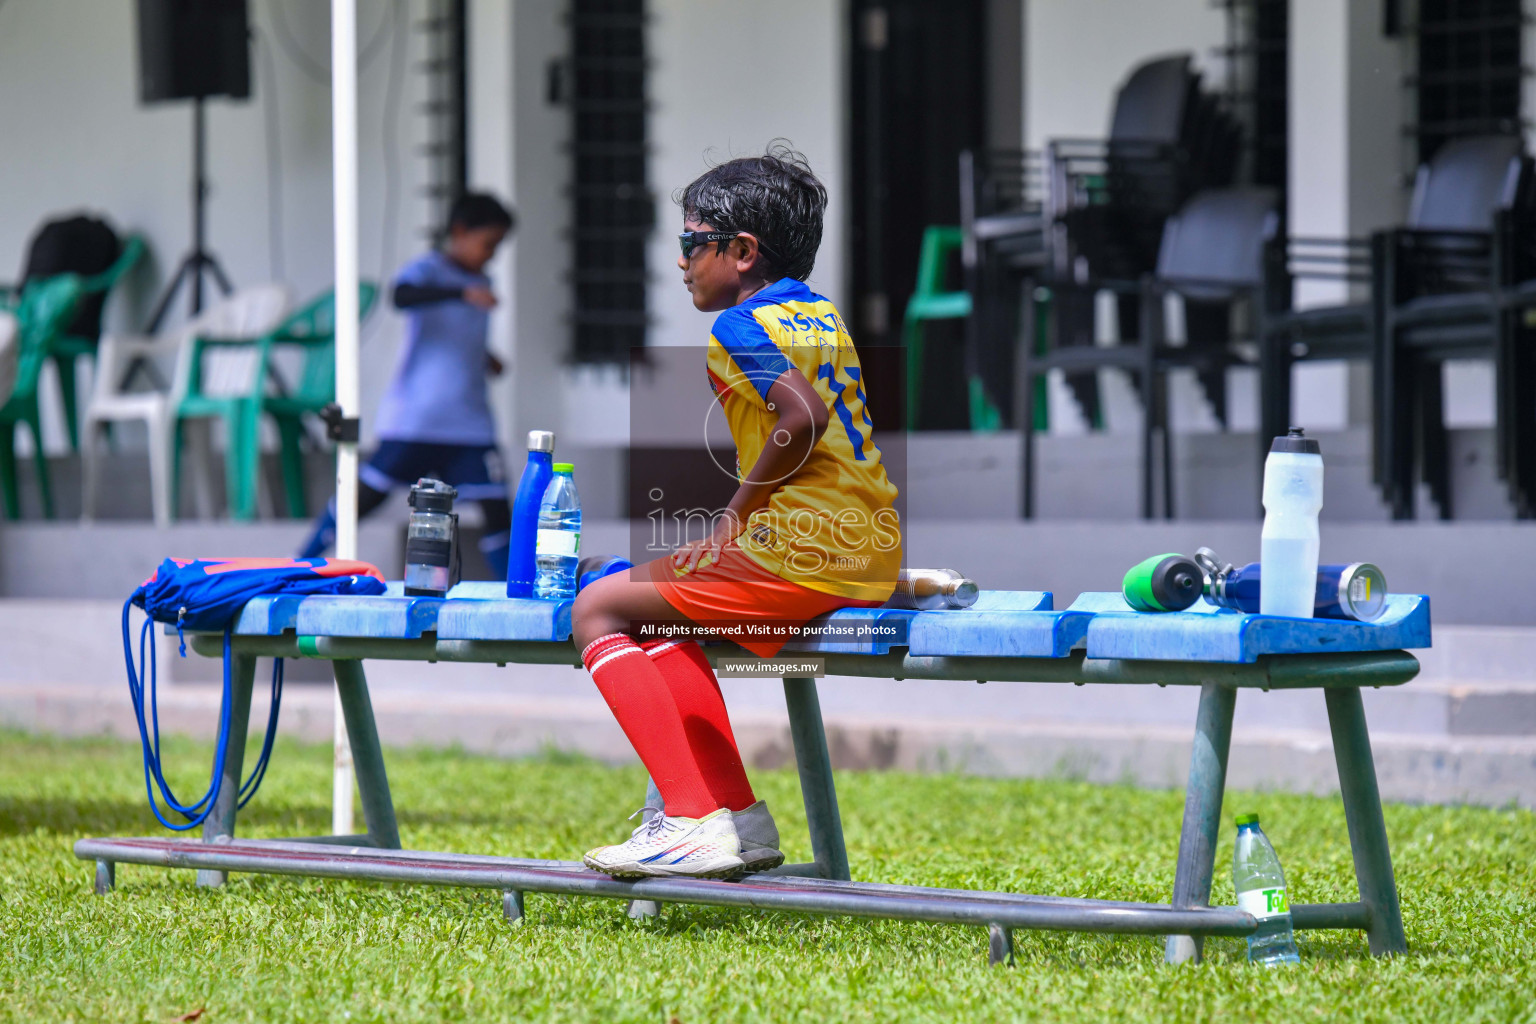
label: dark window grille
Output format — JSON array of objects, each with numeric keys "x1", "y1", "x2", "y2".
[
  {"x1": 1405, "y1": 0, "x2": 1526, "y2": 163},
  {"x1": 417, "y1": 0, "x2": 468, "y2": 237},
  {"x1": 570, "y1": 0, "x2": 650, "y2": 363},
  {"x1": 1219, "y1": 0, "x2": 1289, "y2": 197}
]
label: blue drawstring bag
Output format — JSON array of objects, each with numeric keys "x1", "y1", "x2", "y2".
[{"x1": 123, "y1": 557, "x2": 386, "y2": 831}]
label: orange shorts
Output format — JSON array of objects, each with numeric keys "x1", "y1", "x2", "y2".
[{"x1": 647, "y1": 542, "x2": 882, "y2": 657}]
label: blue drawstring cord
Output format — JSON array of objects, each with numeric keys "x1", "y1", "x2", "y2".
[
  {"x1": 238, "y1": 657, "x2": 283, "y2": 807},
  {"x1": 122, "y1": 599, "x2": 286, "y2": 830}
]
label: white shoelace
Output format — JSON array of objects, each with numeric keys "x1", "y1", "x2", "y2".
[{"x1": 627, "y1": 805, "x2": 670, "y2": 840}]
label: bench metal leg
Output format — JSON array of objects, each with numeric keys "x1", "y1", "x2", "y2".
[
  {"x1": 784, "y1": 676, "x2": 851, "y2": 881},
  {"x1": 625, "y1": 777, "x2": 664, "y2": 920},
  {"x1": 332, "y1": 659, "x2": 401, "y2": 850},
  {"x1": 988, "y1": 923, "x2": 1015, "y2": 966},
  {"x1": 94, "y1": 859, "x2": 115, "y2": 895},
  {"x1": 503, "y1": 889, "x2": 525, "y2": 925},
  {"x1": 197, "y1": 652, "x2": 257, "y2": 887},
  {"x1": 1325, "y1": 687, "x2": 1407, "y2": 956},
  {"x1": 1165, "y1": 681, "x2": 1236, "y2": 964}
]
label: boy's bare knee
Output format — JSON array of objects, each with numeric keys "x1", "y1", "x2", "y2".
[{"x1": 571, "y1": 586, "x2": 624, "y2": 651}]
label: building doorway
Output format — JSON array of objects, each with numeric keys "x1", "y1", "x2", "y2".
[{"x1": 848, "y1": 0, "x2": 1014, "y2": 430}]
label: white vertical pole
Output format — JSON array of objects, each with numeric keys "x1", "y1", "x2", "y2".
[{"x1": 331, "y1": 0, "x2": 360, "y2": 837}]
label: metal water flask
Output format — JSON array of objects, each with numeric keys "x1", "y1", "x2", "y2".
[
  {"x1": 404, "y1": 478, "x2": 459, "y2": 597},
  {"x1": 886, "y1": 568, "x2": 979, "y2": 610},
  {"x1": 1122, "y1": 552, "x2": 1204, "y2": 612},
  {"x1": 1198, "y1": 548, "x2": 1387, "y2": 621},
  {"x1": 507, "y1": 429, "x2": 555, "y2": 597}
]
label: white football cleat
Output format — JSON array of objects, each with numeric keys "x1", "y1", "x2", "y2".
[{"x1": 583, "y1": 806, "x2": 746, "y2": 879}]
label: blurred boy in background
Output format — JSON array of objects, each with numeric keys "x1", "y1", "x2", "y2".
[{"x1": 299, "y1": 192, "x2": 515, "y2": 576}]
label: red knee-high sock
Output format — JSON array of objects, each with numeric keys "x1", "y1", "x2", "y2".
[
  {"x1": 640, "y1": 639, "x2": 756, "y2": 813},
  {"x1": 582, "y1": 633, "x2": 720, "y2": 818}
]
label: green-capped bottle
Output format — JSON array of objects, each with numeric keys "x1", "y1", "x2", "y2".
[{"x1": 1233, "y1": 813, "x2": 1300, "y2": 965}]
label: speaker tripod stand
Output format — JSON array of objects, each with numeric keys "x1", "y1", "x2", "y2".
[{"x1": 147, "y1": 97, "x2": 234, "y2": 332}]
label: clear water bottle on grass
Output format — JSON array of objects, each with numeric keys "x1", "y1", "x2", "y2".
[
  {"x1": 1233, "y1": 812, "x2": 1301, "y2": 965},
  {"x1": 534, "y1": 463, "x2": 581, "y2": 600}
]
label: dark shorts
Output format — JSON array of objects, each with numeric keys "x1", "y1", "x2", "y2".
[{"x1": 359, "y1": 440, "x2": 508, "y2": 502}]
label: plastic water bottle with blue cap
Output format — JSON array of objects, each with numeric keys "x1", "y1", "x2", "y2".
[
  {"x1": 1233, "y1": 812, "x2": 1301, "y2": 965},
  {"x1": 534, "y1": 463, "x2": 581, "y2": 600}
]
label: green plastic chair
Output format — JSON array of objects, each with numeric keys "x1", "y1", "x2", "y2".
[
  {"x1": 170, "y1": 284, "x2": 377, "y2": 521},
  {"x1": 261, "y1": 283, "x2": 378, "y2": 517},
  {"x1": 902, "y1": 226, "x2": 1001, "y2": 431},
  {"x1": 0, "y1": 275, "x2": 84, "y2": 519},
  {"x1": 50, "y1": 235, "x2": 146, "y2": 452}
]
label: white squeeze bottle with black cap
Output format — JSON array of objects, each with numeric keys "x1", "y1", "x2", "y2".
[{"x1": 1260, "y1": 428, "x2": 1323, "y2": 618}]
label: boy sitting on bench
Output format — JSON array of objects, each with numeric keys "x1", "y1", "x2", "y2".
[{"x1": 572, "y1": 143, "x2": 902, "y2": 879}]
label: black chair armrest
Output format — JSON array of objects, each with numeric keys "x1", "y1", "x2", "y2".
[
  {"x1": 1045, "y1": 138, "x2": 1186, "y2": 212},
  {"x1": 1043, "y1": 275, "x2": 1144, "y2": 298},
  {"x1": 1382, "y1": 226, "x2": 1496, "y2": 297},
  {"x1": 1154, "y1": 275, "x2": 1263, "y2": 300},
  {"x1": 1275, "y1": 235, "x2": 1375, "y2": 284}
]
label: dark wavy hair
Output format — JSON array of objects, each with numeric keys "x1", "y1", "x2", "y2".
[
  {"x1": 447, "y1": 192, "x2": 515, "y2": 234},
  {"x1": 675, "y1": 141, "x2": 828, "y2": 282}
]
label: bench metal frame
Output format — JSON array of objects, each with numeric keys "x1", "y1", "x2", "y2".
[{"x1": 77, "y1": 632, "x2": 1413, "y2": 966}]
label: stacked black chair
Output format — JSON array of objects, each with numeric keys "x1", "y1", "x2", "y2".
[
  {"x1": 1379, "y1": 135, "x2": 1533, "y2": 519},
  {"x1": 1021, "y1": 187, "x2": 1279, "y2": 519},
  {"x1": 1260, "y1": 134, "x2": 1532, "y2": 519},
  {"x1": 959, "y1": 148, "x2": 1047, "y2": 427},
  {"x1": 1044, "y1": 54, "x2": 1244, "y2": 427}
]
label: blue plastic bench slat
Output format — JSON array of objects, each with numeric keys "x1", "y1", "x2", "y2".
[
  {"x1": 392, "y1": 582, "x2": 573, "y2": 642},
  {"x1": 230, "y1": 586, "x2": 1430, "y2": 663},
  {"x1": 1074, "y1": 592, "x2": 1432, "y2": 663},
  {"x1": 908, "y1": 609, "x2": 1090, "y2": 658},
  {"x1": 781, "y1": 591, "x2": 1059, "y2": 655},
  {"x1": 436, "y1": 596, "x2": 573, "y2": 642},
  {"x1": 780, "y1": 607, "x2": 914, "y2": 655},
  {"x1": 970, "y1": 591, "x2": 1056, "y2": 612},
  {"x1": 233, "y1": 595, "x2": 305, "y2": 636},
  {"x1": 293, "y1": 595, "x2": 443, "y2": 639}
]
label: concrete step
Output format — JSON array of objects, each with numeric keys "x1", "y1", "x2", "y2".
[
  {"x1": 7, "y1": 595, "x2": 1532, "y2": 732},
  {"x1": 5, "y1": 675, "x2": 1533, "y2": 810},
  {"x1": 6, "y1": 517, "x2": 1536, "y2": 627},
  {"x1": 3, "y1": 593, "x2": 1531, "y2": 807}
]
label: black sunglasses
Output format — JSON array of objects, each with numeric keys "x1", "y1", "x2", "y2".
[{"x1": 678, "y1": 230, "x2": 740, "y2": 259}]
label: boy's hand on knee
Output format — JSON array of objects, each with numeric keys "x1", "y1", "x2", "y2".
[{"x1": 672, "y1": 512, "x2": 744, "y2": 574}]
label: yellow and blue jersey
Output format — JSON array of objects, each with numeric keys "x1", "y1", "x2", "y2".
[{"x1": 705, "y1": 276, "x2": 901, "y2": 602}]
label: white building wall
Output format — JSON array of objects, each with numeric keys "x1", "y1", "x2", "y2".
[
  {"x1": 1024, "y1": 0, "x2": 1227, "y2": 152},
  {"x1": 503, "y1": 0, "x2": 569, "y2": 450},
  {"x1": 495, "y1": 0, "x2": 850, "y2": 454},
  {"x1": 468, "y1": 0, "x2": 517, "y2": 460},
  {"x1": 0, "y1": 0, "x2": 434, "y2": 456},
  {"x1": 646, "y1": 0, "x2": 847, "y2": 353}
]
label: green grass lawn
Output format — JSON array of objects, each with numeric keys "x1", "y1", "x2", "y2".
[{"x1": 1, "y1": 729, "x2": 1532, "y2": 1023}]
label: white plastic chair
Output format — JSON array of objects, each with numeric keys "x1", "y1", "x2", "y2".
[
  {"x1": 0, "y1": 311, "x2": 18, "y2": 411},
  {"x1": 81, "y1": 284, "x2": 290, "y2": 525}
]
